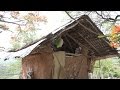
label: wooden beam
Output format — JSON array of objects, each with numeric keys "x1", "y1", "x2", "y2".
[
  {"x1": 77, "y1": 32, "x2": 101, "y2": 54},
  {"x1": 66, "y1": 33, "x2": 88, "y2": 50},
  {"x1": 85, "y1": 18, "x2": 100, "y2": 34},
  {"x1": 95, "y1": 54, "x2": 118, "y2": 60},
  {"x1": 64, "y1": 22, "x2": 79, "y2": 31},
  {"x1": 53, "y1": 22, "x2": 79, "y2": 39},
  {"x1": 66, "y1": 52, "x2": 82, "y2": 56}
]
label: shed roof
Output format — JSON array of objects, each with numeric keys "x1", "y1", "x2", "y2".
[{"x1": 30, "y1": 15, "x2": 118, "y2": 58}]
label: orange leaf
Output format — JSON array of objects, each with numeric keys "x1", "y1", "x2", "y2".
[
  {"x1": 111, "y1": 25, "x2": 120, "y2": 34},
  {"x1": 110, "y1": 42, "x2": 119, "y2": 48}
]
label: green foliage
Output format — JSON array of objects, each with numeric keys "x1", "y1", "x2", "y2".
[
  {"x1": 93, "y1": 57, "x2": 120, "y2": 78},
  {"x1": 7, "y1": 59, "x2": 21, "y2": 74},
  {"x1": 0, "y1": 59, "x2": 21, "y2": 79}
]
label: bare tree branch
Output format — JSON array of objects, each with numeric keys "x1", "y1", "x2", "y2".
[
  {"x1": 0, "y1": 19, "x2": 25, "y2": 26},
  {"x1": 95, "y1": 11, "x2": 120, "y2": 22},
  {"x1": 65, "y1": 11, "x2": 76, "y2": 21},
  {"x1": 0, "y1": 15, "x2": 26, "y2": 26}
]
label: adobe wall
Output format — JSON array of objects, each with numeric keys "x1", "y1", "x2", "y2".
[
  {"x1": 64, "y1": 55, "x2": 88, "y2": 79},
  {"x1": 22, "y1": 45, "x2": 54, "y2": 79},
  {"x1": 21, "y1": 45, "x2": 91, "y2": 79}
]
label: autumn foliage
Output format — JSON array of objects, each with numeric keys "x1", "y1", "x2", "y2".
[
  {"x1": 0, "y1": 11, "x2": 48, "y2": 50},
  {"x1": 109, "y1": 25, "x2": 120, "y2": 48},
  {"x1": 110, "y1": 42, "x2": 119, "y2": 48},
  {"x1": 111, "y1": 25, "x2": 120, "y2": 34}
]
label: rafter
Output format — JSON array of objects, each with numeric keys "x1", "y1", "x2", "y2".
[
  {"x1": 77, "y1": 32, "x2": 101, "y2": 55},
  {"x1": 66, "y1": 33, "x2": 88, "y2": 50}
]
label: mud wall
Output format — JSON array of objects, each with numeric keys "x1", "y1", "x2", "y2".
[
  {"x1": 64, "y1": 55, "x2": 88, "y2": 79},
  {"x1": 22, "y1": 45, "x2": 54, "y2": 79},
  {"x1": 21, "y1": 45, "x2": 90, "y2": 79}
]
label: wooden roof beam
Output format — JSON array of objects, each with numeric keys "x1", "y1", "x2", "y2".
[
  {"x1": 77, "y1": 32, "x2": 101, "y2": 55},
  {"x1": 66, "y1": 33, "x2": 88, "y2": 50}
]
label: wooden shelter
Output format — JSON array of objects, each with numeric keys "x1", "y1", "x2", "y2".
[{"x1": 21, "y1": 15, "x2": 118, "y2": 79}]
